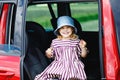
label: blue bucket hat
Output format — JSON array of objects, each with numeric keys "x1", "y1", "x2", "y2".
[{"x1": 54, "y1": 16, "x2": 77, "y2": 35}]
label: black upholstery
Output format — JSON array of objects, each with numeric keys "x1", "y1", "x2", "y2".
[
  {"x1": 24, "y1": 21, "x2": 49, "y2": 80},
  {"x1": 26, "y1": 21, "x2": 49, "y2": 53},
  {"x1": 73, "y1": 18, "x2": 82, "y2": 36}
]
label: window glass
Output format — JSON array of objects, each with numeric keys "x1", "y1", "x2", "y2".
[
  {"x1": 26, "y1": 4, "x2": 57, "y2": 31},
  {"x1": 110, "y1": 0, "x2": 120, "y2": 54},
  {"x1": 26, "y1": 2, "x2": 98, "y2": 32},
  {"x1": 0, "y1": 3, "x2": 3, "y2": 17},
  {"x1": 0, "y1": 3, "x2": 19, "y2": 55},
  {"x1": 6, "y1": 4, "x2": 16, "y2": 45},
  {"x1": 70, "y1": 2, "x2": 98, "y2": 31},
  {"x1": 0, "y1": 44, "x2": 20, "y2": 56}
]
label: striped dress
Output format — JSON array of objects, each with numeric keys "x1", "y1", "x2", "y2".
[{"x1": 34, "y1": 39, "x2": 86, "y2": 80}]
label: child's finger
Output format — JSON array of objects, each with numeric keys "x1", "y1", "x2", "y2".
[
  {"x1": 81, "y1": 40, "x2": 87, "y2": 45},
  {"x1": 46, "y1": 53, "x2": 52, "y2": 58},
  {"x1": 80, "y1": 40, "x2": 87, "y2": 48}
]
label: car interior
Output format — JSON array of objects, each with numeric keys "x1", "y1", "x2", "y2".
[{"x1": 24, "y1": 0, "x2": 101, "y2": 80}]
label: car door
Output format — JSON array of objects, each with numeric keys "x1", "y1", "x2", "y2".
[
  {"x1": 0, "y1": 0, "x2": 27, "y2": 80},
  {"x1": 100, "y1": 0, "x2": 120, "y2": 79}
]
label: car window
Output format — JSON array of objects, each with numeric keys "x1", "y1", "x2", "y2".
[
  {"x1": 0, "y1": 3, "x2": 18, "y2": 45},
  {"x1": 70, "y1": 2, "x2": 98, "y2": 31},
  {"x1": 0, "y1": 44, "x2": 20, "y2": 56},
  {"x1": 110, "y1": 0, "x2": 120, "y2": 54},
  {"x1": 5, "y1": 4, "x2": 16, "y2": 44},
  {"x1": 0, "y1": 3, "x2": 3, "y2": 17},
  {"x1": 26, "y1": 4, "x2": 56, "y2": 31},
  {"x1": 0, "y1": 3, "x2": 20, "y2": 55},
  {"x1": 26, "y1": 2, "x2": 98, "y2": 32}
]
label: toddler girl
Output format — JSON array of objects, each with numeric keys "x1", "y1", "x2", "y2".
[{"x1": 34, "y1": 16, "x2": 88, "y2": 80}]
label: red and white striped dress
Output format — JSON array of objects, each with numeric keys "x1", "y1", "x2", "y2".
[{"x1": 34, "y1": 39, "x2": 86, "y2": 80}]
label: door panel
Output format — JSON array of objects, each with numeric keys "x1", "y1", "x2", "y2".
[
  {"x1": 101, "y1": 0, "x2": 119, "y2": 79},
  {"x1": 0, "y1": 56, "x2": 20, "y2": 80},
  {"x1": 0, "y1": 3, "x2": 20, "y2": 80}
]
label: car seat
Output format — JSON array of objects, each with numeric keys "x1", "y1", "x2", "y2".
[
  {"x1": 24, "y1": 21, "x2": 50, "y2": 80},
  {"x1": 26, "y1": 21, "x2": 49, "y2": 53}
]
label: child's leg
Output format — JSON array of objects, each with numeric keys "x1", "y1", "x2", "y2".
[
  {"x1": 69, "y1": 78, "x2": 79, "y2": 80},
  {"x1": 52, "y1": 77, "x2": 59, "y2": 80},
  {"x1": 47, "y1": 78, "x2": 59, "y2": 80}
]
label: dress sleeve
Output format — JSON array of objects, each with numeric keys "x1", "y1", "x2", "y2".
[{"x1": 50, "y1": 40, "x2": 54, "y2": 48}]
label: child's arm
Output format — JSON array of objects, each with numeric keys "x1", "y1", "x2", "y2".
[
  {"x1": 79, "y1": 39, "x2": 88, "y2": 58},
  {"x1": 45, "y1": 47, "x2": 53, "y2": 58}
]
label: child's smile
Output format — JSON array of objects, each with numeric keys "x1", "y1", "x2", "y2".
[{"x1": 59, "y1": 26, "x2": 72, "y2": 39}]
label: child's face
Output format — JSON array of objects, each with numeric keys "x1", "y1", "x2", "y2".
[{"x1": 58, "y1": 26, "x2": 73, "y2": 39}]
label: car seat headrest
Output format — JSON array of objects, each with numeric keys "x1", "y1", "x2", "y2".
[{"x1": 26, "y1": 21, "x2": 49, "y2": 53}]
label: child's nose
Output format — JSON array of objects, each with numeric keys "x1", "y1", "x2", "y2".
[{"x1": 63, "y1": 28, "x2": 68, "y2": 30}]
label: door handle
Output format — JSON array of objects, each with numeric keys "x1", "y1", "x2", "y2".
[{"x1": 0, "y1": 70, "x2": 15, "y2": 80}]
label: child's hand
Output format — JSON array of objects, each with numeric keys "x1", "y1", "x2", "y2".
[
  {"x1": 79, "y1": 39, "x2": 87, "y2": 48},
  {"x1": 79, "y1": 39, "x2": 88, "y2": 58},
  {"x1": 45, "y1": 47, "x2": 53, "y2": 58}
]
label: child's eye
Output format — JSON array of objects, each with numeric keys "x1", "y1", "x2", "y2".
[{"x1": 61, "y1": 27, "x2": 64, "y2": 29}]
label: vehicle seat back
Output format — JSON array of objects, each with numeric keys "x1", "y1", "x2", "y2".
[
  {"x1": 26, "y1": 21, "x2": 49, "y2": 52},
  {"x1": 24, "y1": 21, "x2": 49, "y2": 80}
]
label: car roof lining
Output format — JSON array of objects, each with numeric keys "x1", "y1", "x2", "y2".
[{"x1": 28, "y1": 0, "x2": 97, "y2": 4}]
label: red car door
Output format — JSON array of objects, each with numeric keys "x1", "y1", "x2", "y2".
[
  {"x1": 0, "y1": 3, "x2": 20, "y2": 80},
  {"x1": 101, "y1": 0, "x2": 120, "y2": 79}
]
